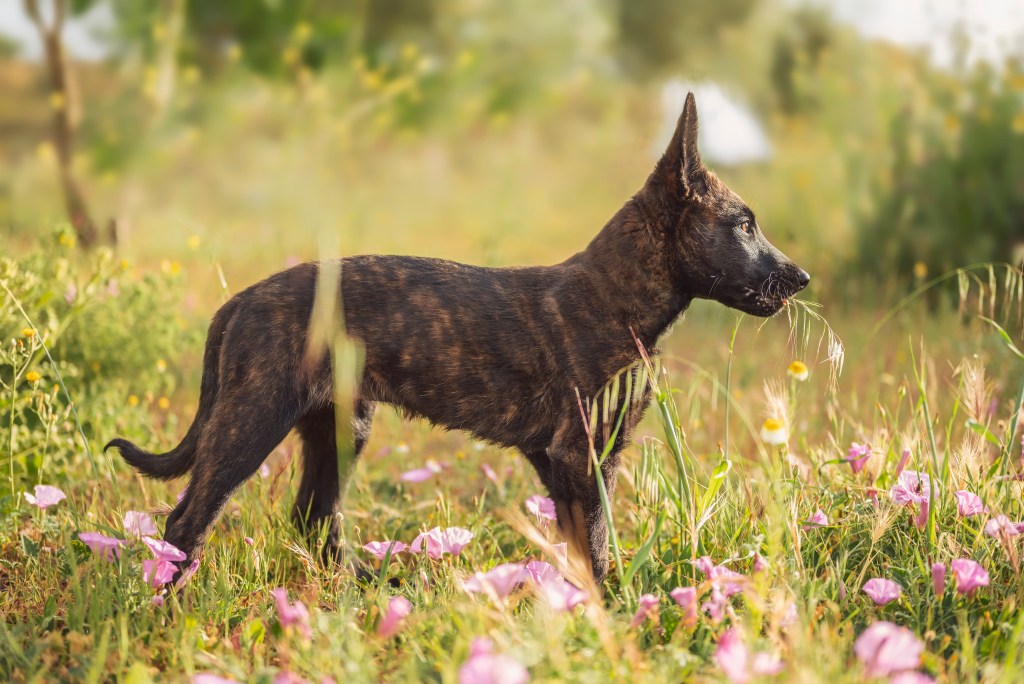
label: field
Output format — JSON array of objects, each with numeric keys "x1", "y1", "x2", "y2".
[{"x1": 3, "y1": 5, "x2": 1024, "y2": 682}]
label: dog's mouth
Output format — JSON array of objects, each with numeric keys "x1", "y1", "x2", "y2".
[{"x1": 738, "y1": 277, "x2": 806, "y2": 317}]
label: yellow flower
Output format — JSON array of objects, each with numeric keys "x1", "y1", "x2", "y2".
[
  {"x1": 58, "y1": 232, "x2": 76, "y2": 248},
  {"x1": 25, "y1": 371, "x2": 41, "y2": 383},
  {"x1": 361, "y1": 70, "x2": 383, "y2": 91},
  {"x1": 913, "y1": 261, "x2": 928, "y2": 279},
  {"x1": 456, "y1": 49, "x2": 475, "y2": 69},
  {"x1": 187, "y1": 234, "x2": 202, "y2": 251},
  {"x1": 155, "y1": 359, "x2": 167, "y2": 373},
  {"x1": 158, "y1": 396, "x2": 170, "y2": 410},
  {"x1": 760, "y1": 418, "x2": 789, "y2": 445},
  {"x1": 21, "y1": 328, "x2": 35, "y2": 338},
  {"x1": 128, "y1": 394, "x2": 139, "y2": 407},
  {"x1": 787, "y1": 360, "x2": 809, "y2": 381},
  {"x1": 49, "y1": 92, "x2": 65, "y2": 111}
]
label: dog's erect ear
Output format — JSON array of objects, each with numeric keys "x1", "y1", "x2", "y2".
[{"x1": 659, "y1": 91, "x2": 707, "y2": 201}]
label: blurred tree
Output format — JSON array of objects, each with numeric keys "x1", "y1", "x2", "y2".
[
  {"x1": 769, "y1": 7, "x2": 834, "y2": 114},
  {"x1": 23, "y1": 0, "x2": 104, "y2": 247}
]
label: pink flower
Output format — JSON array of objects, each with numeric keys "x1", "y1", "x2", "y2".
[
  {"x1": 400, "y1": 460, "x2": 444, "y2": 483},
  {"x1": 244, "y1": 536, "x2": 255, "y2": 547},
  {"x1": 983, "y1": 515, "x2": 1024, "y2": 539},
  {"x1": 894, "y1": 448, "x2": 912, "y2": 477},
  {"x1": 142, "y1": 536, "x2": 187, "y2": 562},
  {"x1": 950, "y1": 558, "x2": 989, "y2": 596},
  {"x1": 176, "y1": 487, "x2": 188, "y2": 504},
  {"x1": 913, "y1": 500, "x2": 929, "y2": 530},
  {"x1": 701, "y1": 587, "x2": 728, "y2": 624},
  {"x1": 854, "y1": 621, "x2": 924, "y2": 677},
  {"x1": 24, "y1": 484, "x2": 66, "y2": 510},
  {"x1": 862, "y1": 578, "x2": 902, "y2": 606},
  {"x1": 462, "y1": 563, "x2": 528, "y2": 600},
  {"x1": 694, "y1": 557, "x2": 745, "y2": 597},
  {"x1": 142, "y1": 559, "x2": 178, "y2": 588},
  {"x1": 176, "y1": 558, "x2": 200, "y2": 587},
  {"x1": 803, "y1": 509, "x2": 829, "y2": 529},
  {"x1": 551, "y1": 542, "x2": 568, "y2": 565},
  {"x1": 954, "y1": 491, "x2": 987, "y2": 518},
  {"x1": 890, "y1": 471, "x2": 931, "y2": 506},
  {"x1": 931, "y1": 563, "x2": 946, "y2": 596},
  {"x1": 458, "y1": 638, "x2": 529, "y2": 684},
  {"x1": 377, "y1": 596, "x2": 412, "y2": 639},
  {"x1": 363, "y1": 541, "x2": 408, "y2": 561},
  {"x1": 524, "y1": 560, "x2": 560, "y2": 585},
  {"x1": 259, "y1": 463, "x2": 271, "y2": 479},
  {"x1": 714, "y1": 628, "x2": 783, "y2": 684},
  {"x1": 524, "y1": 495, "x2": 557, "y2": 523},
  {"x1": 752, "y1": 553, "x2": 768, "y2": 573},
  {"x1": 123, "y1": 511, "x2": 158, "y2": 537},
  {"x1": 629, "y1": 593, "x2": 660, "y2": 628},
  {"x1": 480, "y1": 463, "x2": 500, "y2": 486},
  {"x1": 78, "y1": 532, "x2": 126, "y2": 561},
  {"x1": 669, "y1": 587, "x2": 698, "y2": 627},
  {"x1": 846, "y1": 442, "x2": 872, "y2": 474},
  {"x1": 535, "y1": 577, "x2": 588, "y2": 613},
  {"x1": 272, "y1": 588, "x2": 312, "y2": 638},
  {"x1": 410, "y1": 526, "x2": 474, "y2": 559},
  {"x1": 151, "y1": 595, "x2": 165, "y2": 608}
]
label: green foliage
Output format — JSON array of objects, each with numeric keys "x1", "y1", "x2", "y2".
[{"x1": 0, "y1": 228, "x2": 194, "y2": 502}]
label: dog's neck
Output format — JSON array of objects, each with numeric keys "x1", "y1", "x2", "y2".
[{"x1": 573, "y1": 195, "x2": 693, "y2": 350}]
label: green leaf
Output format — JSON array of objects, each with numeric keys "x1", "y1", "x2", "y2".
[
  {"x1": 965, "y1": 419, "x2": 1001, "y2": 447},
  {"x1": 978, "y1": 316, "x2": 1024, "y2": 360},
  {"x1": 623, "y1": 511, "x2": 663, "y2": 587}
]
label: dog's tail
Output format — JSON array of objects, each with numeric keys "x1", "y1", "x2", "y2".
[{"x1": 105, "y1": 298, "x2": 238, "y2": 480}]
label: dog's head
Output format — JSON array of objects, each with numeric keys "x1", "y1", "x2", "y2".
[{"x1": 643, "y1": 92, "x2": 809, "y2": 317}]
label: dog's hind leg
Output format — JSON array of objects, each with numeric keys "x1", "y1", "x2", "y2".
[
  {"x1": 292, "y1": 399, "x2": 375, "y2": 561},
  {"x1": 162, "y1": 395, "x2": 297, "y2": 566}
]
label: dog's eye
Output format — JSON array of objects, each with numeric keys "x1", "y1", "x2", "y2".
[{"x1": 737, "y1": 221, "x2": 752, "y2": 235}]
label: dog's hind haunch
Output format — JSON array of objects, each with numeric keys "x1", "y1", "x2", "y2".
[{"x1": 106, "y1": 93, "x2": 809, "y2": 583}]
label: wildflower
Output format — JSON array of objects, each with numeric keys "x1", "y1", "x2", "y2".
[
  {"x1": 143, "y1": 559, "x2": 178, "y2": 588},
  {"x1": 890, "y1": 471, "x2": 931, "y2": 506},
  {"x1": 787, "y1": 360, "x2": 809, "y2": 381},
  {"x1": 377, "y1": 596, "x2": 412, "y2": 639},
  {"x1": 694, "y1": 556, "x2": 745, "y2": 597},
  {"x1": 400, "y1": 459, "x2": 444, "y2": 483},
  {"x1": 411, "y1": 526, "x2": 474, "y2": 559},
  {"x1": 715, "y1": 628, "x2": 784, "y2": 684},
  {"x1": 25, "y1": 371, "x2": 41, "y2": 383},
  {"x1": 854, "y1": 621, "x2": 924, "y2": 677},
  {"x1": 536, "y1": 577, "x2": 588, "y2": 613},
  {"x1": 702, "y1": 587, "x2": 728, "y2": 624},
  {"x1": 889, "y1": 673, "x2": 935, "y2": 684},
  {"x1": 862, "y1": 578, "x2": 902, "y2": 606},
  {"x1": 458, "y1": 637, "x2": 529, "y2": 684},
  {"x1": 272, "y1": 588, "x2": 312, "y2": 639},
  {"x1": 124, "y1": 511, "x2": 159, "y2": 537},
  {"x1": 931, "y1": 563, "x2": 946, "y2": 597},
  {"x1": 64, "y1": 283, "x2": 77, "y2": 304},
  {"x1": 158, "y1": 397, "x2": 170, "y2": 410},
  {"x1": 629, "y1": 593, "x2": 660, "y2": 628},
  {"x1": 462, "y1": 563, "x2": 528, "y2": 600},
  {"x1": 363, "y1": 540, "x2": 408, "y2": 561},
  {"x1": 244, "y1": 536, "x2": 254, "y2": 547},
  {"x1": 669, "y1": 587, "x2": 698, "y2": 627},
  {"x1": 78, "y1": 532, "x2": 126, "y2": 561},
  {"x1": 22, "y1": 327, "x2": 35, "y2": 338},
  {"x1": 846, "y1": 442, "x2": 872, "y2": 474},
  {"x1": 752, "y1": 553, "x2": 768, "y2": 573},
  {"x1": 176, "y1": 487, "x2": 188, "y2": 504},
  {"x1": 894, "y1": 448, "x2": 912, "y2": 477},
  {"x1": 955, "y1": 491, "x2": 987, "y2": 518},
  {"x1": 143, "y1": 536, "x2": 186, "y2": 563},
  {"x1": 759, "y1": 418, "x2": 788, "y2": 445},
  {"x1": 24, "y1": 484, "x2": 66, "y2": 510},
  {"x1": 950, "y1": 558, "x2": 989, "y2": 596},
  {"x1": 803, "y1": 509, "x2": 829, "y2": 529},
  {"x1": 151, "y1": 595, "x2": 165, "y2": 608},
  {"x1": 524, "y1": 560, "x2": 559, "y2": 585},
  {"x1": 177, "y1": 558, "x2": 200, "y2": 587},
  {"x1": 524, "y1": 495, "x2": 557, "y2": 522},
  {"x1": 259, "y1": 462, "x2": 271, "y2": 478},
  {"x1": 983, "y1": 515, "x2": 1024, "y2": 539},
  {"x1": 480, "y1": 463, "x2": 500, "y2": 485},
  {"x1": 395, "y1": 441, "x2": 411, "y2": 454}
]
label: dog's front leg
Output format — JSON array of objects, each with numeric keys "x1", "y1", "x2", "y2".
[{"x1": 547, "y1": 453, "x2": 618, "y2": 583}]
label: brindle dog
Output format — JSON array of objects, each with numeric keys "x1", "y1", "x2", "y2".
[{"x1": 107, "y1": 93, "x2": 809, "y2": 581}]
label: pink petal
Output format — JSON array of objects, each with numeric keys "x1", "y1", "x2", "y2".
[
  {"x1": 524, "y1": 560, "x2": 560, "y2": 585},
  {"x1": 480, "y1": 463, "x2": 500, "y2": 485},
  {"x1": 803, "y1": 509, "x2": 829, "y2": 529},
  {"x1": 751, "y1": 652, "x2": 784, "y2": 676},
  {"x1": 913, "y1": 500, "x2": 929, "y2": 530},
  {"x1": 715, "y1": 628, "x2": 751, "y2": 684},
  {"x1": 462, "y1": 563, "x2": 528, "y2": 599},
  {"x1": 377, "y1": 596, "x2": 412, "y2": 639},
  {"x1": 151, "y1": 595, "x2": 165, "y2": 608},
  {"x1": 78, "y1": 532, "x2": 126, "y2": 561},
  {"x1": 142, "y1": 559, "x2": 178, "y2": 588},
  {"x1": 752, "y1": 553, "x2": 768, "y2": 573},
  {"x1": 701, "y1": 588, "x2": 728, "y2": 625},
  {"x1": 846, "y1": 442, "x2": 872, "y2": 474},
  {"x1": 123, "y1": 511, "x2": 159, "y2": 537},
  {"x1": 536, "y1": 577, "x2": 588, "y2": 612},
  {"x1": 400, "y1": 460, "x2": 443, "y2": 483},
  {"x1": 411, "y1": 527, "x2": 474, "y2": 559},
  {"x1": 950, "y1": 558, "x2": 989, "y2": 596},
  {"x1": 669, "y1": 586, "x2": 698, "y2": 627},
  {"x1": 854, "y1": 621, "x2": 924, "y2": 677},
  {"x1": 890, "y1": 471, "x2": 931, "y2": 506},
  {"x1": 142, "y1": 536, "x2": 187, "y2": 562},
  {"x1": 524, "y1": 495, "x2": 557, "y2": 522},
  {"x1": 984, "y1": 515, "x2": 1022, "y2": 539},
  {"x1": 629, "y1": 593, "x2": 660, "y2": 628},
  {"x1": 363, "y1": 540, "x2": 408, "y2": 561},
  {"x1": 954, "y1": 491, "x2": 987, "y2": 518},
  {"x1": 862, "y1": 578, "x2": 902, "y2": 606},
  {"x1": 931, "y1": 563, "x2": 946, "y2": 597},
  {"x1": 272, "y1": 588, "x2": 312, "y2": 638},
  {"x1": 889, "y1": 672, "x2": 935, "y2": 684},
  {"x1": 25, "y1": 484, "x2": 66, "y2": 510},
  {"x1": 458, "y1": 638, "x2": 529, "y2": 684}
]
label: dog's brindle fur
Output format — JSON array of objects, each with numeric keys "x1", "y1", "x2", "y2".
[{"x1": 107, "y1": 94, "x2": 808, "y2": 581}]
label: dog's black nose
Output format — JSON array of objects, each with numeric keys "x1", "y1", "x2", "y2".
[{"x1": 796, "y1": 269, "x2": 810, "y2": 289}]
